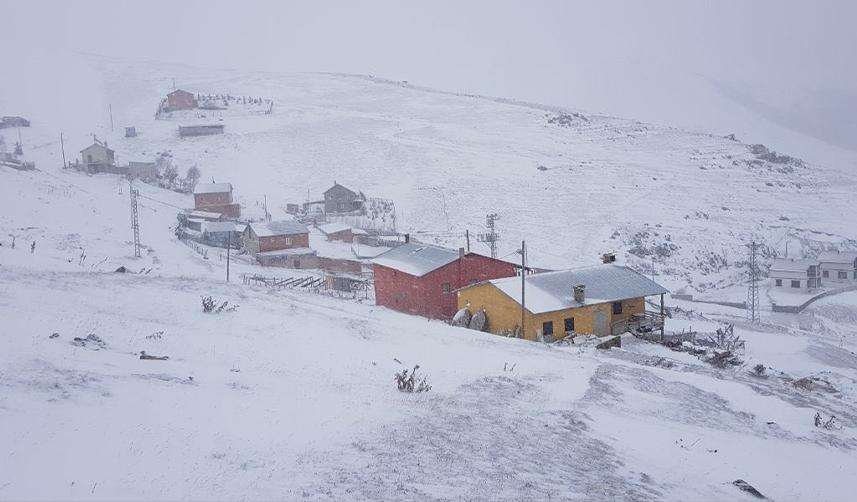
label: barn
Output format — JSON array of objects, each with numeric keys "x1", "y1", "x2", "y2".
[{"x1": 372, "y1": 242, "x2": 518, "y2": 320}]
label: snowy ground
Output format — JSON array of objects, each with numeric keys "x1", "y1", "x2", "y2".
[{"x1": 3, "y1": 54, "x2": 857, "y2": 500}]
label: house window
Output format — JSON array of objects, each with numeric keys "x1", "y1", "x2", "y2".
[
  {"x1": 854, "y1": 271, "x2": 857, "y2": 279},
  {"x1": 442, "y1": 283, "x2": 451, "y2": 293},
  {"x1": 612, "y1": 301, "x2": 623, "y2": 315},
  {"x1": 838, "y1": 271, "x2": 848, "y2": 279},
  {"x1": 564, "y1": 318, "x2": 575, "y2": 334},
  {"x1": 791, "y1": 280, "x2": 801, "y2": 288},
  {"x1": 284, "y1": 237, "x2": 293, "y2": 246},
  {"x1": 542, "y1": 321, "x2": 554, "y2": 337},
  {"x1": 775, "y1": 279, "x2": 782, "y2": 287},
  {"x1": 822, "y1": 270, "x2": 829, "y2": 278}
]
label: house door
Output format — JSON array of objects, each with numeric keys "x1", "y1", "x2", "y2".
[{"x1": 594, "y1": 310, "x2": 608, "y2": 336}]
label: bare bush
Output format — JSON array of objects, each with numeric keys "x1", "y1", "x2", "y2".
[
  {"x1": 395, "y1": 365, "x2": 432, "y2": 393},
  {"x1": 202, "y1": 296, "x2": 239, "y2": 313}
]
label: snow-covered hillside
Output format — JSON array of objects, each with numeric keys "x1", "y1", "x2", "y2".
[
  {"x1": 7, "y1": 54, "x2": 857, "y2": 298},
  {"x1": 3, "y1": 54, "x2": 857, "y2": 501}
]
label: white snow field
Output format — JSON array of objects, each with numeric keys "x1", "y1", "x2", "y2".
[{"x1": 2, "y1": 55, "x2": 857, "y2": 500}]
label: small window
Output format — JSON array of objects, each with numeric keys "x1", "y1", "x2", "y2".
[
  {"x1": 853, "y1": 271, "x2": 857, "y2": 279},
  {"x1": 442, "y1": 283, "x2": 451, "y2": 293},
  {"x1": 542, "y1": 321, "x2": 554, "y2": 336},
  {"x1": 775, "y1": 279, "x2": 782, "y2": 287},
  {"x1": 564, "y1": 318, "x2": 575, "y2": 334},
  {"x1": 838, "y1": 271, "x2": 848, "y2": 279},
  {"x1": 791, "y1": 280, "x2": 801, "y2": 288},
  {"x1": 612, "y1": 301, "x2": 623, "y2": 315},
  {"x1": 822, "y1": 270, "x2": 829, "y2": 278}
]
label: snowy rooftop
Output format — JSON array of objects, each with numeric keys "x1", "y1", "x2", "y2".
[
  {"x1": 202, "y1": 222, "x2": 245, "y2": 233},
  {"x1": 770, "y1": 258, "x2": 818, "y2": 273},
  {"x1": 193, "y1": 183, "x2": 232, "y2": 195},
  {"x1": 256, "y1": 247, "x2": 316, "y2": 257},
  {"x1": 318, "y1": 222, "x2": 351, "y2": 235},
  {"x1": 372, "y1": 242, "x2": 465, "y2": 277},
  {"x1": 484, "y1": 264, "x2": 668, "y2": 314},
  {"x1": 817, "y1": 251, "x2": 857, "y2": 264},
  {"x1": 188, "y1": 210, "x2": 222, "y2": 219},
  {"x1": 250, "y1": 220, "x2": 309, "y2": 237},
  {"x1": 352, "y1": 243, "x2": 390, "y2": 259}
]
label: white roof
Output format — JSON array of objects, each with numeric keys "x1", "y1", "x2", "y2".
[
  {"x1": 351, "y1": 228, "x2": 368, "y2": 235},
  {"x1": 202, "y1": 222, "x2": 245, "y2": 233},
  {"x1": 188, "y1": 210, "x2": 222, "y2": 219},
  {"x1": 817, "y1": 251, "x2": 857, "y2": 265},
  {"x1": 194, "y1": 183, "x2": 232, "y2": 195},
  {"x1": 319, "y1": 222, "x2": 351, "y2": 235},
  {"x1": 256, "y1": 247, "x2": 316, "y2": 257},
  {"x1": 372, "y1": 242, "x2": 464, "y2": 277},
  {"x1": 250, "y1": 220, "x2": 309, "y2": 237},
  {"x1": 352, "y1": 243, "x2": 390, "y2": 259},
  {"x1": 769, "y1": 258, "x2": 818, "y2": 273},
  {"x1": 483, "y1": 264, "x2": 669, "y2": 314}
]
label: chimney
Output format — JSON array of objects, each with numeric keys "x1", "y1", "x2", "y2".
[
  {"x1": 404, "y1": 233, "x2": 410, "y2": 243},
  {"x1": 601, "y1": 252, "x2": 616, "y2": 264},
  {"x1": 573, "y1": 284, "x2": 586, "y2": 303},
  {"x1": 459, "y1": 247, "x2": 465, "y2": 258}
]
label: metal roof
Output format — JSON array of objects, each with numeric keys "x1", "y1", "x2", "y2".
[
  {"x1": 817, "y1": 251, "x2": 857, "y2": 265},
  {"x1": 249, "y1": 220, "x2": 309, "y2": 237},
  {"x1": 256, "y1": 247, "x2": 316, "y2": 257},
  {"x1": 483, "y1": 264, "x2": 669, "y2": 314},
  {"x1": 770, "y1": 258, "x2": 818, "y2": 273},
  {"x1": 202, "y1": 222, "x2": 245, "y2": 233},
  {"x1": 372, "y1": 242, "x2": 464, "y2": 277},
  {"x1": 319, "y1": 222, "x2": 351, "y2": 235},
  {"x1": 193, "y1": 182, "x2": 232, "y2": 194}
]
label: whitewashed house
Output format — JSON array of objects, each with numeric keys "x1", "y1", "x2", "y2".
[
  {"x1": 818, "y1": 251, "x2": 857, "y2": 283},
  {"x1": 769, "y1": 258, "x2": 821, "y2": 290}
]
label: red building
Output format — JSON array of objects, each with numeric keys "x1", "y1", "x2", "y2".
[
  {"x1": 193, "y1": 183, "x2": 241, "y2": 219},
  {"x1": 318, "y1": 222, "x2": 354, "y2": 243},
  {"x1": 166, "y1": 89, "x2": 198, "y2": 111},
  {"x1": 372, "y1": 242, "x2": 518, "y2": 320}
]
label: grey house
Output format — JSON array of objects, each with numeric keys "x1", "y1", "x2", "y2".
[
  {"x1": 818, "y1": 251, "x2": 857, "y2": 283},
  {"x1": 80, "y1": 142, "x2": 115, "y2": 173},
  {"x1": 323, "y1": 182, "x2": 365, "y2": 214}
]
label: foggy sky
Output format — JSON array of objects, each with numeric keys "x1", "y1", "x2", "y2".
[{"x1": 5, "y1": 0, "x2": 857, "y2": 157}]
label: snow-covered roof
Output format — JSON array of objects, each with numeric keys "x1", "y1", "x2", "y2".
[
  {"x1": 250, "y1": 220, "x2": 309, "y2": 237},
  {"x1": 194, "y1": 183, "x2": 232, "y2": 194},
  {"x1": 188, "y1": 210, "x2": 222, "y2": 219},
  {"x1": 480, "y1": 264, "x2": 668, "y2": 314},
  {"x1": 256, "y1": 247, "x2": 316, "y2": 257},
  {"x1": 80, "y1": 142, "x2": 114, "y2": 154},
  {"x1": 351, "y1": 228, "x2": 368, "y2": 235},
  {"x1": 318, "y1": 222, "x2": 351, "y2": 235},
  {"x1": 202, "y1": 222, "x2": 245, "y2": 233},
  {"x1": 352, "y1": 243, "x2": 390, "y2": 259},
  {"x1": 372, "y1": 242, "x2": 465, "y2": 277},
  {"x1": 817, "y1": 251, "x2": 857, "y2": 265},
  {"x1": 769, "y1": 258, "x2": 818, "y2": 273}
]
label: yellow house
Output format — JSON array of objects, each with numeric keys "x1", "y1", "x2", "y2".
[{"x1": 456, "y1": 264, "x2": 669, "y2": 342}]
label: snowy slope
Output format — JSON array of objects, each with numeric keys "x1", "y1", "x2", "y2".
[{"x1": 8, "y1": 54, "x2": 851, "y2": 299}]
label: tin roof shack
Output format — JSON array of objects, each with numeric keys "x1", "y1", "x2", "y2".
[
  {"x1": 372, "y1": 242, "x2": 517, "y2": 320},
  {"x1": 193, "y1": 183, "x2": 240, "y2": 219},
  {"x1": 202, "y1": 221, "x2": 246, "y2": 249},
  {"x1": 457, "y1": 264, "x2": 669, "y2": 341},
  {"x1": 244, "y1": 221, "x2": 312, "y2": 268},
  {"x1": 769, "y1": 258, "x2": 822, "y2": 290},
  {"x1": 818, "y1": 251, "x2": 857, "y2": 283},
  {"x1": 179, "y1": 125, "x2": 224, "y2": 137},
  {"x1": 80, "y1": 142, "x2": 115, "y2": 173},
  {"x1": 166, "y1": 89, "x2": 198, "y2": 111},
  {"x1": 318, "y1": 222, "x2": 354, "y2": 243},
  {"x1": 324, "y1": 182, "x2": 365, "y2": 214}
]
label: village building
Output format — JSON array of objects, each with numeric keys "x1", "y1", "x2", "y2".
[
  {"x1": 372, "y1": 242, "x2": 518, "y2": 320},
  {"x1": 166, "y1": 89, "x2": 198, "y2": 111},
  {"x1": 818, "y1": 251, "x2": 857, "y2": 283},
  {"x1": 193, "y1": 183, "x2": 241, "y2": 219},
  {"x1": 324, "y1": 182, "x2": 365, "y2": 214},
  {"x1": 80, "y1": 142, "x2": 115, "y2": 173},
  {"x1": 457, "y1": 264, "x2": 669, "y2": 342},
  {"x1": 179, "y1": 124, "x2": 224, "y2": 137},
  {"x1": 244, "y1": 220, "x2": 315, "y2": 268},
  {"x1": 201, "y1": 221, "x2": 246, "y2": 248},
  {"x1": 318, "y1": 222, "x2": 354, "y2": 243},
  {"x1": 769, "y1": 258, "x2": 822, "y2": 290}
]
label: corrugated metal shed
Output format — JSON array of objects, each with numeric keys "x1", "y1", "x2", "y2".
[{"x1": 488, "y1": 264, "x2": 669, "y2": 314}]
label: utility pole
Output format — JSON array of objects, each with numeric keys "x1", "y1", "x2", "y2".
[
  {"x1": 746, "y1": 241, "x2": 761, "y2": 323},
  {"x1": 477, "y1": 213, "x2": 501, "y2": 259},
  {"x1": 60, "y1": 132, "x2": 67, "y2": 168},
  {"x1": 109, "y1": 104, "x2": 114, "y2": 132},
  {"x1": 130, "y1": 183, "x2": 141, "y2": 258},
  {"x1": 520, "y1": 240, "x2": 526, "y2": 339},
  {"x1": 226, "y1": 231, "x2": 231, "y2": 282},
  {"x1": 465, "y1": 229, "x2": 471, "y2": 253},
  {"x1": 263, "y1": 195, "x2": 270, "y2": 222}
]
